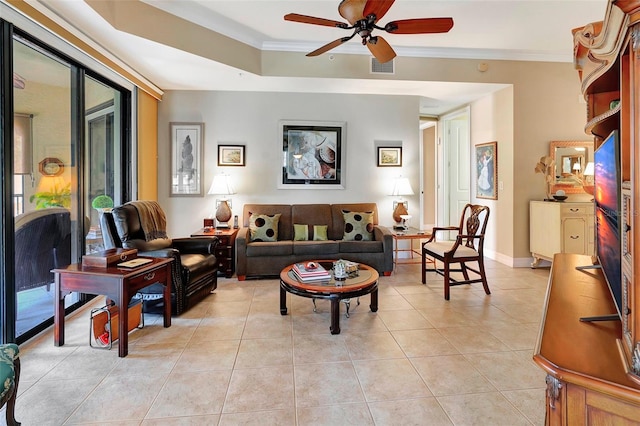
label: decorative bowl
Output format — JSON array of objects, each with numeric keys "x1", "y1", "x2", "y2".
[{"x1": 553, "y1": 195, "x2": 568, "y2": 201}]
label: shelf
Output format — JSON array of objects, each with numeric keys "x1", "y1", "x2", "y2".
[{"x1": 585, "y1": 103, "x2": 620, "y2": 138}]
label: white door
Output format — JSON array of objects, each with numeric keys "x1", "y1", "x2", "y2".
[{"x1": 441, "y1": 108, "x2": 470, "y2": 233}]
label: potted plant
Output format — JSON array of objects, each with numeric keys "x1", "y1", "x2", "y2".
[
  {"x1": 29, "y1": 180, "x2": 71, "y2": 209},
  {"x1": 91, "y1": 194, "x2": 114, "y2": 212}
]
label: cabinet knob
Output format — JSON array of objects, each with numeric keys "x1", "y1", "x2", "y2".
[
  {"x1": 570, "y1": 208, "x2": 579, "y2": 212},
  {"x1": 570, "y1": 236, "x2": 580, "y2": 239}
]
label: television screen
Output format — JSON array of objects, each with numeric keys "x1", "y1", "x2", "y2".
[{"x1": 594, "y1": 130, "x2": 622, "y2": 318}]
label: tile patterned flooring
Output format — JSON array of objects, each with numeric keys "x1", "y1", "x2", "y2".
[{"x1": 8, "y1": 260, "x2": 550, "y2": 425}]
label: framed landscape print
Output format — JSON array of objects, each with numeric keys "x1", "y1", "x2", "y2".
[
  {"x1": 170, "y1": 122, "x2": 204, "y2": 197},
  {"x1": 218, "y1": 144, "x2": 245, "y2": 166},
  {"x1": 279, "y1": 120, "x2": 345, "y2": 189},
  {"x1": 377, "y1": 147, "x2": 402, "y2": 167},
  {"x1": 476, "y1": 141, "x2": 498, "y2": 200}
]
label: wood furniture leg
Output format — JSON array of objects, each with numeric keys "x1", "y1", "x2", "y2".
[
  {"x1": 54, "y1": 273, "x2": 65, "y2": 347},
  {"x1": 370, "y1": 288, "x2": 378, "y2": 312},
  {"x1": 330, "y1": 296, "x2": 341, "y2": 335},
  {"x1": 5, "y1": 357, "x2": 19, "y2": 426},
  {"x1": 280, "y1": 284, "x2": 288, "y2": 315}
]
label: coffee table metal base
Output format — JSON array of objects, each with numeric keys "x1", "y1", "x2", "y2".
[{"x1": 280, "y1": 281, "x2": 378, "y2": 334}]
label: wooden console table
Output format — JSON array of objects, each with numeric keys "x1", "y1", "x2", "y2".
[
  {"x1": 533, "y1": 254, "x2": 640, "y2": 424},
  {"x1": 53, "y1": 257, "x2": 173, "y2": 357}
]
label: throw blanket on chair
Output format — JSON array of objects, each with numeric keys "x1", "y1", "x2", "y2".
[{"x1": 130, "y1": 200, "x2": 168, "y2": 241}]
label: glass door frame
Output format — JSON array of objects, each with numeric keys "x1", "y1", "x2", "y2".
[{"x1": 0, "y1": 20, "x2": 133, "y2": 344}]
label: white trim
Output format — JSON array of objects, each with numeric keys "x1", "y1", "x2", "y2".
[
  {"x1": 262, "y1": 41, "x2": 574, "y2": 63},
  {"x1": 2, "y1": 1, "x2": 161, "y2": 95}
]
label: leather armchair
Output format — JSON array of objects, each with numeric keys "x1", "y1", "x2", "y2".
[{"x1": 100, "y1": 201, "x2": 218, "y2": 315}]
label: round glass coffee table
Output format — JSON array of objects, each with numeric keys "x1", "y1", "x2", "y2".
[{"x1": 279, "y1": 261, "x2": 379, "y2": 334}]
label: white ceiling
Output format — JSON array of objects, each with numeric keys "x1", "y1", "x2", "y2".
[{"x1": 32, "y1": 0, "x2": 608, "y2": 115}]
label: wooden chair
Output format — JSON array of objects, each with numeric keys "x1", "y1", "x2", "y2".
[
  {"x1": 421, "y1": 204, "x2": 491, "y2": 300},
  {"x1": 0, "y1": 343, "x2": 20, "y2": 425}
]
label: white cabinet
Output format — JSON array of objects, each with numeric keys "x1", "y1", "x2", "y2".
[{"x1": 530, "y1": 200, "x2": 594, "y2": 267}]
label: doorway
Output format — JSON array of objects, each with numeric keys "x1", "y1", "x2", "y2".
[{"x1": 439, "y1": 107, "x2": 470, "y2": 231}]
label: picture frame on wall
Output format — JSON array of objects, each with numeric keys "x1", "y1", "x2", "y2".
[
  {"x1": 279, "y1": 120, "x2": 345, "y2": 189},
  {"x1": 377, "y1": 147, "x2": 402, "y2": 167},
  {"x1": 217, "y1": 144, "x2": 245, "y2": 166},
  {"x1": 476, "y1": 141, "x2": 498, "y2": 200},
  {"x1": 170, "y1": 122, "x2": 204, "y2": 197}
]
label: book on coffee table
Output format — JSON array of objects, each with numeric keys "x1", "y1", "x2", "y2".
[{"x1": 292, "y1": 262, "x2": 331, "y2": 282}]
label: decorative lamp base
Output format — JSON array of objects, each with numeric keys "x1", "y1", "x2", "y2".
[
  {"x1": 392, "y1": 201, "x2": 408, "y2": 223},
  {"x1": 215, "y1": 200, "x2": 232, "y2": 227}
]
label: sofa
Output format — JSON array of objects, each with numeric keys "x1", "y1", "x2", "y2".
[{"x1": 236, "y1": 203, "x2": 393, "y2": 279}]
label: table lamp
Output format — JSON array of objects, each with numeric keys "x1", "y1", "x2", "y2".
[
  {"x1": 390, "y1": 177, "x2": 414, "y2": 225},
  {"x1": 582, "y1": 161, "x2": 594, "y2": 199},
  {"x1": 208, "y1": 173, "x2": 236, "y2": 228}
]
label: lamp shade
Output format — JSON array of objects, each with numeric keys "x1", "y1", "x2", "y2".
[
  {"x1": 572, "y1": 162, "x2": 581, "y2": 171},
  {"x1": 207, "y1": 173, "x2": 236, "y2": 196},
  {"x1": 390, "y1": 177, "x2": 414, "y2": 196},
  {"x1": 583, "y1": 162, "x2": 594, "y2": 176}
]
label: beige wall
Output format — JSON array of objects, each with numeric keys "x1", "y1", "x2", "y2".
[
  {"x1": 469, "y1": 87, "x2": 515, "y2": 264},
  {"x1": 422, "y1": 125, "x2": 436, "y2": 227}
]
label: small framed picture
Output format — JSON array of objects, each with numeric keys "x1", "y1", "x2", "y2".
[
  {"x1": 377, "y1": 147, "x2": 402, "y2": 167},
  {"x1": 218, "y1": 144, "x2": 245, "y2": 166}
]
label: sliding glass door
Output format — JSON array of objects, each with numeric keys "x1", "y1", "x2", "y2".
[
  {"x1": 9, "y1": 31, "x2": 131, "y2": 343},
  {"x1": 85, "y1": 76, "x2": 123, "y2": 254},
  {"x1": 12, "y1": 36, "x2": 81, "y2": 340}
]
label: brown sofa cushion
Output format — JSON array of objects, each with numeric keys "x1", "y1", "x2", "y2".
[
  {"x1": 293, "y1": 240, "x2": 339, "y2": 255},
  {"x1": 339, "y1": 240, "x2": 383, "y2": 253},
  {"x1": 246, "y1": 241, "x2": 293, "y2": 257}
]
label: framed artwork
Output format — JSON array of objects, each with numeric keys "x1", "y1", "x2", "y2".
[
  {"x1": 377, "y1": 147, "x2": 402, "y2": 167},
  {"x1": 170, "y1": 122, "x2": 204, "y2": 197},
  {"x1": 279, "y1": 120, "x2": 346, "y2": 189},
  {"x1": 476, "y1": 141, "x2": 498, "y2": 200},
  {"x1": 218, "y1": 144, "x2": 245, "y2": 166}
]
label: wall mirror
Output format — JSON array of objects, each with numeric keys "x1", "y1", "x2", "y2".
[{"x1": 549, "y1": 140, "x2": 594, "y2": 194}]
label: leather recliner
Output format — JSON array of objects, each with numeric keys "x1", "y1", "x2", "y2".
[{"x1": 100, "y1": 201, "x2": 218, "y2": 315}]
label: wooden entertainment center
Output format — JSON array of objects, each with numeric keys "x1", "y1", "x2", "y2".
[{"x1": 533, "y1": 1, "x2": 640, "y2": 423}]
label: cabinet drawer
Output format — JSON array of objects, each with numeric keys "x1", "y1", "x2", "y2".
[
  {"x1": 215, "y1": 248, "x2": 231, "y2": 258},
  {"x1": 562, "y1": 205, "x2": 590, "y2": 216},
  {"x1": 128, "y1": 267, "x2": 167, "y2": 288}
]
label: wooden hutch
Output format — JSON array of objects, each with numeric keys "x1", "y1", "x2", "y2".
[{"x1": 533, "y1": 0, "x2": 640, "y2": 423}]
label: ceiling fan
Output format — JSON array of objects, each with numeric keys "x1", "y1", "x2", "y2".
[{"x1": 284, "y1": 0, "x2": 454, "y2": 64}]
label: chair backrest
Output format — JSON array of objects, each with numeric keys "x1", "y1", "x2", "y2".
[
  {"x1": 100, "y1": 202, "x2": 172, "y2": 251},
  {"x1": 458, "y1": 204, "x2": 490, "y2": 249},
  {"x1": 14, "y1": 207, "x2": 71, "y2": 292}
]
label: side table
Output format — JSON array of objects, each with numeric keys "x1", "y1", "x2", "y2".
[
  {"x1": 191, "y1": 227, "x2": 238, "y2": 278},
  {"x1": 53, "y1": 257, "x2": 173, "y2": 357},
  {"x1": 391, "y1": 227, "x2": 433, "y2": 270}
]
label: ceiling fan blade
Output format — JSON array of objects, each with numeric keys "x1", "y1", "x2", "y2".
[
  {"x1": 338, "y1": 0, "x2": 366, "y2": 25},
  {"x1": 363, "y1": 0, "x2": 395, "y2": 22},
  {"x1": 307, "y1": 36, "x2": 353, "y2": 57},
  {"x1": 284, "y1": 13, "x2": 348, "y2": 29},
  {"x1": 385, "y1": 18, "x2": 454, "y2": 34},
  {"x1": 367, "y1": 36, "x2": 396, "y2": 63}
]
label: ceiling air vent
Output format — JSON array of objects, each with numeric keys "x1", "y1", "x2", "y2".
[{"x1": 370, "y1": 57, "x2": 394, "y2": 74}]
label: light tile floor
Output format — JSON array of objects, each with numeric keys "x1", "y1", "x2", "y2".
[{"x1": 7, "y1": 260, "x2": 550, "y2": 425}]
